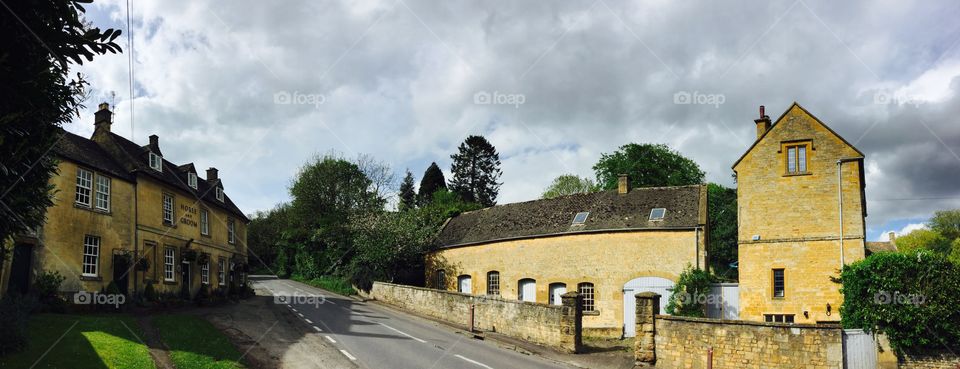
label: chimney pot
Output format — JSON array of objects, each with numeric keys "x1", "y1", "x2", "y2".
[
  {"x1": 759, "y1": 105, "x2": 765, "y2": 118},
  {"x1": 617, "y1": 174, "x2": 629, "y2": 195},
  {"x1": 889, "y1": 231, "x2": 896, "y2": 242},
  {"x1": 206, "y1": 167, "x2": 219, "y2": 182},
  {"x1": 94, "y1": 102, "x2": 112, "y2": 134},
  {"x1": 149, "y1": 134, "x2": 159, "y2": 147},
  {"x1": 754, "y1": 105, "x2": 772, "y2": 139}
]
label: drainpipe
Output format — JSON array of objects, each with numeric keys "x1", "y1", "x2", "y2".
[{"x1": 836, "y1": 158, "x2": 859, "y2": 269}]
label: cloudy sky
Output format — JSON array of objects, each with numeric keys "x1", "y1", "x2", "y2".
[{"x1": 68, "y1": 0, "x2": 960, "y2": 241}]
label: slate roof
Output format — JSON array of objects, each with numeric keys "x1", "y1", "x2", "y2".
[
  {"x1": 865, "y1": 241, "x2": 897, "y2": 255},
  {"x1": 436, "y1": 185, "x2": 706, "y2": 248},
  {"x1": 54, "y1": 129, "x2": 249, "y2": 221}
]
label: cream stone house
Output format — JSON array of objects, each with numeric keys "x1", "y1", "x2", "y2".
[
  {"x1": 733, "y1": 103, "x2": 868, "y2": 324},
  {"x1": 426, "y1": 181, "x2": 707, "y2": 338}
]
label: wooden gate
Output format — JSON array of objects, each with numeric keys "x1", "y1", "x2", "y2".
[{"x1": 843, "y1": 329, "x2": 877, "y2": 369}]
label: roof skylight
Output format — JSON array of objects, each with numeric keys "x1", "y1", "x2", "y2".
[
  {"x1": 572, "y1": 212, "x2": 589, "y2": 225},
  {"x1": 649, "y1": 208, "x2": 666, "y2": 221}
]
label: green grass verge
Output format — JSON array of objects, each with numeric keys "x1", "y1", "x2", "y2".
[
  {"x1": 152, "y1": 315, "x2": 244, "y2": 369},
  {"x1": 0, "y1": 314, "x2": 155, "y2": 369},
  {"x1": 292, "y1": 275, "x2": 356, "y2": 296}
]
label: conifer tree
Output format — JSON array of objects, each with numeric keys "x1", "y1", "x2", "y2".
[
  {"x1": 417, "y1": 162, "x2": 447, "y2": 206},
  {"x1": 398, "y1": 170, "x2": 417, "y2": 211},
  {"x1": 449, "y1": 135, "x2": 502, "y2": 207}
]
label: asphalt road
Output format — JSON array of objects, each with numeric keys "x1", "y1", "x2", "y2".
[{"x1": 251, "y1": 277, "x2": 572, "y2": 369}]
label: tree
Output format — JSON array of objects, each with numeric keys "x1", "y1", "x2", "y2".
[
  {"x1": 950, "y1": 238, "x2": 960, "y2": 265},
  {"x1": 449, "y1": 135, "x2": 502, "y2": 207},
  {"x1": 246, "y1": 203, "x2": 293, "y2": 272},
  {"x1": 289, "y1": 154, "x2": 384, "y2": 226},
  {"x1": 417, "y1": 162, "x2": 446, "y2": 206},
  {"x1": 0, "y1": 1, "x2": 122, "y2": 272},
  {"x1": 355, "y1": 153, "x2": 396, "y2": 204},
  {"x1": 707, "y1": 183, "x2": 738, "y2": 280},
  {"x1": 895, "y1": 229, "x2": 951, "y2": 255},
  {"x1": 398, "y1": 170, "x2": 416, "y2": 211},
  {"x1": 541, "y1": 175, "x2": 597, "y2": 199},
  {"x1": 665, "y1": 265, "x2": 717, "y2": 317},
  {"x1": 592, "y1": 143, "x2": 705, "y2": 190},
  {"x1": 930, "y1": 209, "x2": 960, "y2": 241}
]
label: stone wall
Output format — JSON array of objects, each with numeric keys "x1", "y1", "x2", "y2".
[
  {"x1": 366, "y1": 281, "x2": 582, "y2": 353},
  {"x1": 899, "y1": 351, "x2": 960, "y2": 369}
]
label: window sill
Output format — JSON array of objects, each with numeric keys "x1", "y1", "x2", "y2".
[
  {"x1": 583, "y1": 310, "x2": 600, "y2": 316},
  {"x1": 74, "y1": 203, "x2": 111, "y2": 215},
  {"x1": 201, "y1": 233, "x2": 211, "y2": 238},
  {"x1": 782, "y1": 172, "x2": 812, "y2": 177},
  {"x1": 80, "y1": 275, "x2": 102, "y2": 281},
  {"x1": 163, "y1": 223, "x2": 177, "y2": 228},
  {"x1": 162, "y1": 280, "x2": 177, "y2": 285}
]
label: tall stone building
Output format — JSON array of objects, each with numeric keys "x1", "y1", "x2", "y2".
[
  {"x1": 427, "y1": 180, "x2": 707, "y2": 338},
  {"x1": 1, "y1": 103, "x2": 249, "y2": 299},
  {"x1": 733, "y1": 103, "x2": 867, "y2": 324}
]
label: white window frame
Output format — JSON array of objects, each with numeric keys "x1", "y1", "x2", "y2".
[
  {"x1": 188, "y1": 172, "x2": 198, "y2": 189},
  {"x1": 75, "y1": 168, "x2": 93, "y2": 207},
  {"x1": 164, "y1": 247, "x2": 176, "y2": 282},
  {"x1": 227, "y1": 218, "x2": 236, "y2": 244},
  {"x1": 162, "y1": 193, "x2": 175, "y2": 225},
  {"x1": 82, "y1": 235, "x2": 100, "y2": 277},
  {"x1": 649, "y1": 208, "x2": 667, "y2": 221},
  {"x1": 149, "y1": 152, "x2": 162, "y2": 172},
  {"x1": 218, "y1": 258, "x2": 226, "y2": 286},
  {"x1": 487, "y1": 271, "x2": 500, "y2": 296},
  {"x1": 578, "y1": 282, "x2": 596, "y2": 312},
  {"x1": 95, "y1": 175, "x2": 111, "y2": 211},
  {"x1": 201, "y1": 259, "x2": 210, "y2": 285},
  {"x1": 200, "y1": 208, "x2": 210, "y2": 235},
  {"x1": 216, "y1": 187, "x2": 224, "y2": 202}
]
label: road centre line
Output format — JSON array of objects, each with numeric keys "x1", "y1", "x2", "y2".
[
  {"x1": 455, "y1": 354, "x2": 493, "y2": 369},
  {"x1": 377, "y1": 322, "x2": 427, "y2": 343},
  {"x1": 339, "y1": 349, "x2": 357, "y2": 361}
]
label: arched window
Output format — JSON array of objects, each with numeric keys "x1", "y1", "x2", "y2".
[
  {"x1": 578, "y1": 282, "x2": 595, "y2": 312},
  {"x1": 436, "y1": 269, "x2": 446, "y2": 290},
  {"x1": 518, "y1": 278, "x2": 536, "y2": 302},
  {"x1": 548, "y1": 283, "x2": 567, "y2": 305},
  {"x1": 486, "y1": 271, "x2": 500, "y2": 296}
]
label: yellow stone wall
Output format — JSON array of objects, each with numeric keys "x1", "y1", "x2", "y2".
[
  {"x1": 426, "y1": 229, "x2": 704, "y2": 335},
  {"x1": 734, "y1": 104, "x2": 866, "y2": 323}
]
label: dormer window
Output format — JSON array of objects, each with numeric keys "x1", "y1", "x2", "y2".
[
  {"x1": 149, "y1": 152, "x2": 162, "y2": 172},
  {"x1": 649, "y1": 208, "x2": 666, "y2": 221},
  {"x1": 188, "y1": 172, "x2": 198, "y2": 189},
  {"x1": 216, "y1": 187, "x2": 224, "y2": 202}
]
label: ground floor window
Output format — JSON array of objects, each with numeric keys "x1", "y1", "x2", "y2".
[
  {"x1": 486, "y1": 271, "x2": 500, "y2": 296},
  {"x1": 764, "y1": 314, "x2": 795, "y2": 323},
  {"x1": 82, "y1": 235, "x2": 100, "y2": 277},
  {"x1": 164, "y1": 247, "x2": 176, "y2": 282},
  {"x1": 436, "y1": 269, "x2": 446, "y2": 290},
  {"x1": 218, "y1": 258, "x2": 226, "y2": 286},
  {"x1": 578, "y1": 282, "x2": 595, "y2": 312},
  {"x1": 201, "y1": 261, "x2": 210, "y2": 285}
]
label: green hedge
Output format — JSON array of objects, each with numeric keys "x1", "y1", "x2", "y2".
[{"x1": 840, "y1": 251, "x2": 960, "y2": 352}]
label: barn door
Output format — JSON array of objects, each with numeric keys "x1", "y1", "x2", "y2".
[
  {"x1": 622, "y1": 277, "x2": 674, "y2": 337},
  {"x1": 518, "y1": 279, "x2": 536, "y2": 302},
  {"x1": 549, "y1": 283, "x2": 566, "y2": 305},
  {"x1": 843, "y1": 329, "x2": 877, "y2": 369},
  {"x1": 458, "y1": 275, "x2": 472, "y2": 294}
]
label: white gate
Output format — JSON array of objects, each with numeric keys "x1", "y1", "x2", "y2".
[
  {"x1": 457, "y1": 275, "x2": 472, "y2": 294},
  {"x1": 706, "y1": 283, "x2": 739, "y2": 320},
  {"x1": 623, "y1": 277, "x2": 674, "y2": 337},
  {"x1": 843, "y1": 329, "x2": 877, "y2": 369}
]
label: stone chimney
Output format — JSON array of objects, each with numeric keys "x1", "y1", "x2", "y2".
[
  {"x1": 94, "y1": 103, "x2": 112, "y2": 134},
  {"x1": 755, "y1": 105, "x2": 771, "y2": 139},
  {"x1": 148, "y1": 134, "x2": 159, "y2": 149},
  {"x1": 618, "y1": 174, "x2": 630, "y2": 195},
  {"x1": 889, "y1": 231, "x2": 897, "y2": 243},
  {"x1": 206, "y1": 167, "x2": 219, "y2": 182}
]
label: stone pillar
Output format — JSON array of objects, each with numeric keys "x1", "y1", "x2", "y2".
[
  {"x1": 635, "y1": 292, "x2": 660, "y2": 366},
  {"x1": 560, "y1": 291, "x2": 583, "y2": 353}
]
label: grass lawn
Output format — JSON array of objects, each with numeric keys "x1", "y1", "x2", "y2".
[
  {"x1": 292, "y1": 275, "x2": 356, "y2": 296},
  {"x1": 0, "y1": 314, "x2": 155, "y2": 369},
  {"x1": 152, "y1": 314, "x2": 244, "y2": 369}
]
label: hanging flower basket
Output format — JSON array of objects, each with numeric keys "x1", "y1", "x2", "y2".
[{"x1": 197, "y1": 253, "x2": 210, "y2": 265}]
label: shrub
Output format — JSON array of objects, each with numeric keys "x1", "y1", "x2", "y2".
[
  {"x1": 195, "y1": 284, "x2": 210, "y2": 306},
  {"x1": 665, "y1": 265, "x2": 716, "y2": 317},
  {"x1": 840, "y1": 251, "x2": 960, "y2": 352},
  {"x1": 33, "y1": 270, "x2": 65, "y2": 305}
]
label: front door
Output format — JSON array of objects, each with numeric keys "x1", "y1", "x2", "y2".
[
  {"x1": 7, "y1": 244, "x2": 32, "y2": 295},
  {"x1": 112, "y1": 254, "x2": 130, "y2": 295},
  {"x1": 180, "y1": 262, "x2": 191, "y2": 295},
  {"x1": 623, "y1": 277, "x2": 675, "y2": 337}
]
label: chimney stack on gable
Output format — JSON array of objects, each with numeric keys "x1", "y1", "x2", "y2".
[
  {"x1": 149, "y1": 134, "x2": 159, "y2": 149},
  {"x1": 889, "y1": 231, "x2": 897, "y2": 243},
  {"x1": 207, "y1": 167, "x2": 219, "y2": 182},
  {"x1": 94, "y1": 103, "x2": 112, "y2": 134},
  {"x1": 618, "y1": 174, "x2": 630, "y2": 195},
  {"x1": 755, "y1": 105, "x2": 771, "y2": 139}
]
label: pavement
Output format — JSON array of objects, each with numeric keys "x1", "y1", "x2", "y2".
[{"x1": 251, "y1": 277, "x2": 577, "y2": 369}]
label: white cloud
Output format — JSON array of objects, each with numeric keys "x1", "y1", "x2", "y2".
[{"x1": 879, "y1": 223, "x2": 930, "y2": 241}]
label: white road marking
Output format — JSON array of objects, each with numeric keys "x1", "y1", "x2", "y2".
[
  {"x1": 297, "y1": 313, "x2": 304, "y2": 318},
  {"x1": 339, "y1": 350, "x2": 357, "y2": 361},
  {"x1": 377, "y1": 323, "x2": 427, "y2": 343},
  {"x1": 312, "y1": 326, "x2": 322, "y2": 332},
  {"x1": 305, "y1": 318, "x2": 313, "y2": 324},
  {"x1": 325, "y1": 335, "x2": 336, "y2": 343},
  {"x1": 455, "y1": 355, "x2": 493, "y2": 369}
]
